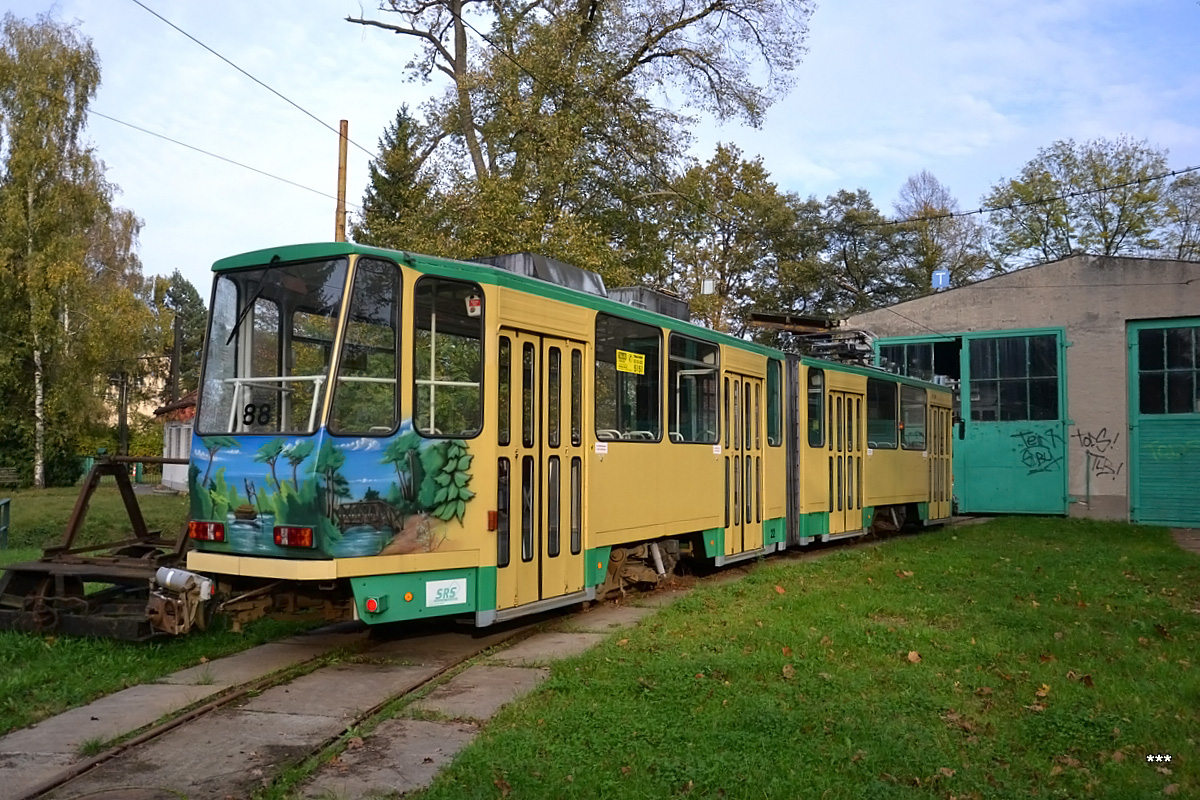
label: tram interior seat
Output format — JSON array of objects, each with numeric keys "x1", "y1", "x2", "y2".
[
  {"x1": 669, "y1": 432, "x2": 683, "y2": 443},
  {"x1": 625, "y1": 430, "x2": 655, "y2": 441},
  {"x1": 596, "y1": 429, "x2": 620, "y2": 441}
]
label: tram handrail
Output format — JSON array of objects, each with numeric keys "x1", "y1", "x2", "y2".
[{"x1": 224, "y1": 375, "x2": 327, "y2": 432}]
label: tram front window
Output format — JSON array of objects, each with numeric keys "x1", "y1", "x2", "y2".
[{"x1": 198, "y1": 257, "x2": 349, "y2": 435}]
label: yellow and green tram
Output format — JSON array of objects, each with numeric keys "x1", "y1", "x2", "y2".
[{"x1": 170, "y1": 242, "x2": 951, "y2": 631}]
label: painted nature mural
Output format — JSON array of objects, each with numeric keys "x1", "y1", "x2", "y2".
[{"x1": 189, "y1": 421, "x2": 475, "y2": 558}]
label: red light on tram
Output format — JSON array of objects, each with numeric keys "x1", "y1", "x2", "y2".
[
  {"x1": 364, "y1": 595, "x2": 388, "y2": 614},
  {"x1": 274, "y1": 526, "x2": 314, "y2": 547},
  {"x1": 487, "y1": 510, "x2": 498, "y2": 531},
  {"x1": 188, "y1": 521, "x2": 225, "y2": 542}
]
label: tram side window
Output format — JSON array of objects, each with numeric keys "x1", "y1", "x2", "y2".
[
  {"x1": 866, "y1": 378, "x2": 897, "y2": 448},
  {"x1": 900, "y1": 385, "x2": 926, "y2": 450},
  {"x1": 667, "y1": 334, "x2": 718, "y2": 443},
  {"x1": 767, "y1": 359, "x2": 782, "y2": 446},
  {"x1": 331, "y1": 259, "x2": 399, "y2": 435},
  {"x1": 414, "y1": 277, "x2": 483, "y2": 437},
  {"x1": 594, "y1": 314, "x2": 661, "y2": 441},
  {"x1": 807, "y1": 368, "x2": 824, "y2": 447}
]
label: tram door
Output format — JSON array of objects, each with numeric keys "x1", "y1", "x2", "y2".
[
  {"x1": 724, "y1": 373, "x2": 764, "y2": 555},
  {"x1": 496, "y1": 330, "x2": 586, "y2": 610},
  {"x1": 929, "y1": 405, "x2": 952, "y2": 520},
  {"x1": 828, "y1": 390, "x2": 864, "y2": 534}
]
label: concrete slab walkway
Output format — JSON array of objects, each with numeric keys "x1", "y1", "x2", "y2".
[
  {"x1": 0, "y1": 627, "x2": 369, "y2": 800},
  {"x1": 0, "y1": 590, "x2": 693, "y2": 799}
]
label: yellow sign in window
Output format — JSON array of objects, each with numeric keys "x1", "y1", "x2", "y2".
[{"x1": 615, "y1": 349, "x2": 645, "y2": 375}]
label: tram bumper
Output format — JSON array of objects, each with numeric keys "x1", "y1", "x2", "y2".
[{"x1": 147, "y1": 567, "x2": 216, "y2": 636}]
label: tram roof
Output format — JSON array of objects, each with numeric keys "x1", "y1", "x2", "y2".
[{"x1": 212, "y1": 241, "x2": 787, "y2": 359}]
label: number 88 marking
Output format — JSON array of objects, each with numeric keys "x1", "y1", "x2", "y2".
[{"x1": 243, "y1": 403, "x2": 271, "y2": 426}]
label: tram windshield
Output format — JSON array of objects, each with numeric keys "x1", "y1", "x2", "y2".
[{"x1": 198, "y1": 257, "x2": 350, "y2": 435}]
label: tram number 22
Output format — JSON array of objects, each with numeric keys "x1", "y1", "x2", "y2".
[{"x1": 242, "y1": 404, "x2": 272, "y2": 426}]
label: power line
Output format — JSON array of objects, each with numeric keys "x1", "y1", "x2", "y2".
[
  {"x1": 436, "y1": 6, "x2": 1200, "y2": 242},
  {"x1": 89, "y1": 109, "x2": 362, "y2": 210},
  {"x1": 128, "y1": 0, "x2": 379, "y2": 163}
]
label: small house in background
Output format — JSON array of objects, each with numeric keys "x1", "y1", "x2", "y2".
[
  {"x1": 154, "y1": 390, "x2": 196, "y2": 491},
  {"x1": 844, "y1": 255, "x2": 1200, "y2": 527}
]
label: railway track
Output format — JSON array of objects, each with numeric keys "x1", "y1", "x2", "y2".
[
  {"x1": 16, "y1": 616, "x2": 546, "y2": 800},
  {"x1": 9, "y1": 529, "x2": 929, "y2": 799}
]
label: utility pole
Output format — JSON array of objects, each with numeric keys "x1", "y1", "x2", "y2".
[{"x1": 335, "y1": 119, "x2": 348, "y2": 242}]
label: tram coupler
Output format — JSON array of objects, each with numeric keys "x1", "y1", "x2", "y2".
[{"x1": 147, "y1": 567, "x2": 215, "y2": 636}]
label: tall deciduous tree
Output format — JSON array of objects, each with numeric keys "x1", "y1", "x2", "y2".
[
  {"x1": 0, "y1": 13, "x2": 150, "y2": 487},
  {"x1": 983, "y1": 136, "x2": 1169, "y2": 265},
  {"x1": 656, "y1": 143, "x2": 811, "y2": 336},
  {"x1": 1162, "y1": 173, "x2": 1200, "y2": 261},
  {"x1": 348, "y1": 0, "x2": 814, "y2": 285},
  {"x1": 894, "y1": 170, "x2": 994, "y2": 289},
  {"x1": 809, "y1": 189, "x2": 918, "y2": 315}
]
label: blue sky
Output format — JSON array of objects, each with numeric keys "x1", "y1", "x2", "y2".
[{"x1": 24, "y1": 0, "x2": 1200, "y2": 298}]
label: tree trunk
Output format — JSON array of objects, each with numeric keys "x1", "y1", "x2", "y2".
[
  {"x1": 451, "y1": 0, "x2": 488, "y2": 178},
  {"x1": 33, "y1": 341, "x2": 45, "y2": 489}
]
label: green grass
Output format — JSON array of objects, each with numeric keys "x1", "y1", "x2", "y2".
[
  {"x1": 0, "y1": 483, "x2": 188, "y2": 554},
  {"x1": 0, "y1": 616, "x2": 314, "y2": 735},
  {"x1": 412, "y1": 518, "x2": 1200, "y2": 800},
  {"x1": 0, "y1": 484, "x2": 323, "y2": 737}
]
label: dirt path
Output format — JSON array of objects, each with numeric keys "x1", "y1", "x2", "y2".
[{"x1": 1171, "y1": 528, "x2": 1200, "y2": 556}]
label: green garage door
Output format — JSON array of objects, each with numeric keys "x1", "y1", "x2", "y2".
[
  {"x1": 1129, "y1": 320, "x2": 1200, "y2": 526},
  {"x1": 878, "y1": 329, "x2": 1069, "y2": 515}
]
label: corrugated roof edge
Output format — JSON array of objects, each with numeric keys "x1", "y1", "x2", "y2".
[{"x1": 209, "y1": 241, "x2": 783, "y2": 359}]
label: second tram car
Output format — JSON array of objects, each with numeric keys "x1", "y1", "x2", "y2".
[{"x1": 168, "y1": 242, "x2": 952, "y2": 631}]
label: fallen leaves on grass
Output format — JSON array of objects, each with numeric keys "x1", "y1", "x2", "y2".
[
  {"x1": 1035, "y1": 684, "x2": 1051, "y2": 699},
  {"x1": 896, "y1": 570, "x2": 914, "y2": 578},
  {"x1": 782, "y1": 664, "x2": 795, "y2": 679},
  {"x1": 774, "y1": 585, "x2": 786, "y2": 594},
  {"x1": 907, "y1": 651, "x2": 922, "y2": 663},
  {"x1": 938, "y1": 767, "x2": 956, "y2": 778},
  {"x1": 616, "y1": 638, "x2": 629, "y2": 647},
  {"x1": 1155, "y1": 624, "x2": 1174, "y2": 641},
  {"x1": 1164, "y1": 784, "x2": 1180, "y2": 795},
  {"x1": 782, "y1": 646, "x2": 793, "y2": 657},
  {"x1": 493, "y1": 778, "x2": 512, "y2": 796},
  {"x1": 346, "y1": 737, "x2": 364, "y2": 750},
  {"x1": 1066, "y1": 670, "x2": 1095, "y2": 687}
]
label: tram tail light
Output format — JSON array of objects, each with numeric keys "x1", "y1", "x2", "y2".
[
  {"x1": 364, "y1": 595, "x2": 388, "y2": 614},
  {"x1": 188, "y1": 521, "x2": 225, "y2": 542},
  {"x1": 487, "y1": 510, "x2": 498, "y2": 531},
  {"x1": 274, "y1": 526, "x2": 315, "y2": 547}
]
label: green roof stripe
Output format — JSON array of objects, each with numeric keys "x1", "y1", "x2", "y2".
[{"x1": 211, "y1": 241, "x2": 784, "y2": 358}]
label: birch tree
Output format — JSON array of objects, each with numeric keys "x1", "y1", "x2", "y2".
[{"x1": 0, "y1": 13, "x2": 150, "y2": 487}]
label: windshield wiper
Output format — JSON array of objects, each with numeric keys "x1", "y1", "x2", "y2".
[{"x1": 225, "y1": 276, "x2": 266, "y2": 347}]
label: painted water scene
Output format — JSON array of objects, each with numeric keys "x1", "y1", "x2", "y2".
[{"x1": 189, "y1": 421, "x2": 475, "y2": 558}]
